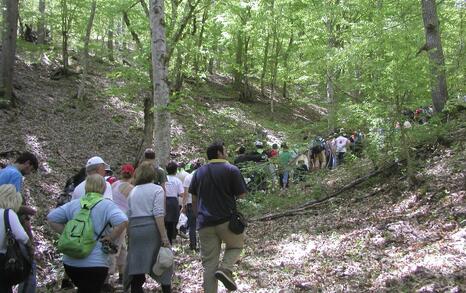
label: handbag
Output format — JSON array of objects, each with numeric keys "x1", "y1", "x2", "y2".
[
  {"x1": 0, "y1": 209, "x2": 32, "y2": 285},
  {"x1": 228, "y1": 209, "x2": 247, "y2": 234},
  {"x1": 206, "y1": 165, "x2": 248, "y2": 234}
]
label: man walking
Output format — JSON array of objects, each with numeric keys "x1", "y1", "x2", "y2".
[
  {"x1": 189, "y1": 142, "x2": 247, "y2": 292},
  {"x1": 0, "y1": 151, "x2": 39, "y2": 293}
]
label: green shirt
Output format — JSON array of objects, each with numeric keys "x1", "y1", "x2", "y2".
[{"x1": 279, "y1": 150, "x2": 293, "y2": 169}]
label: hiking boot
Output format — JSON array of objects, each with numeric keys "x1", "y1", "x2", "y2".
[{"x1": 214, "y1": 268, "x2": 237, "y2": 291}]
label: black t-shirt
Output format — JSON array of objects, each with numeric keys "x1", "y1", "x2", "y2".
[{"x1": 189, "y1": 161, "x2": 247, "y2": 229}]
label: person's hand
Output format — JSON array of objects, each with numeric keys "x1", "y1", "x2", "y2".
[
  {"x1": 100, "y1": 235, "x2": 112, "y2": 243},
  {"x1": 162, "y1": 238, "x2": 170, "y2": 247}
]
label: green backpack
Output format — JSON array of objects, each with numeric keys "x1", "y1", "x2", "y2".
[{"x1": 57, "y1": 193, "x2": 103, "y2": 259}]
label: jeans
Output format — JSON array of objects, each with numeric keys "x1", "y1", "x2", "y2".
[
  {"x1": 337, "y1": 152, "x2": 345, "y2": 165},
  {"x1": 18, "y1": 260, "x2": 36, "y2": 293},
  {"x1": 279, "y1": 170, "x2": 289, "y2": 188},
  {"x1": 199, "y1": 221, "x2": 244, "y2": 293}
]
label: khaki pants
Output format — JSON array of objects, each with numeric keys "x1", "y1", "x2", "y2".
[{"x1": 199, "y1": 221, "x2": 244, "y2": 293}]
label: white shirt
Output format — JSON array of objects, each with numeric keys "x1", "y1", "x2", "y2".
[
  {"x1": 183, "y1": 172, "x2": 194, "y2": 204},
  {"x1": 176, "y1": 170, "x2": 189, "y2": 184},
  {"x1": 0, "y1": 209, "x2": 29, "y2": 253},
  {"x1": 335, "y1": 136, "x2": 350, "y2": 153},
  {"x1": 71, "y1": 180, "x2": 113, "y2": 200}
]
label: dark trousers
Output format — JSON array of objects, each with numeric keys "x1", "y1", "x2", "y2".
[
  {"x1": 0, "y1": 279, "x2": 12, "y2": 293},
  {"x1": 131, "y1": 274, "x2": 171, "y2": 293},
  {"x1": 165, "y1": 222, "x2": 177, "y2": 245},
  {"x1": 64, "y1": 264, "x2": 108, "y2": 293},
  {"x1": 337, "y1": 152, "x2": 345, "y2": 165},
  {"x1": 131, "y1": 274, "x2": 145, "y2": 293},
  {"x1": 186, "y1": 204, "x2": 197, "y2": 249}
]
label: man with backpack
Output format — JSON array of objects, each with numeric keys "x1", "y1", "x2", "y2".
[
  {"x1": 309, "y1": 136, "x2": 326, "y2": 170},
  {"x1": 334, "y1": 134, "x2": 351, "y2": 165}
]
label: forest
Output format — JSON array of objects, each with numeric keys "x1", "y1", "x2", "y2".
[{"x1": 0, "y1": 0, "x2": 465, "y2": 292}]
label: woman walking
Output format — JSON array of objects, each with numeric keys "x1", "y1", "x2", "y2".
[{"x1": 125, "y1": 162, "x2": 172, "y2": 293}]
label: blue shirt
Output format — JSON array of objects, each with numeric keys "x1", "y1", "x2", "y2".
[
  {"x1": 0, "y1": 165, "x2": 23, "y2": 191},
  {"x1": 47, "y1": 198, "x2": 128, "y2": 268}
]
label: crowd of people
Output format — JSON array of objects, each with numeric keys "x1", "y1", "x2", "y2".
[
  {"x1": 233, "y1": 131, "x2": 365, "y2": 192},
  {"x1": 0, "y1": 143, "x2": 247, "y2": 293}
]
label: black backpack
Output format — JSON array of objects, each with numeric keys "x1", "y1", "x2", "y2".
[{"x1": 0, "y1": 209, "x2": 32, "y2": 285}]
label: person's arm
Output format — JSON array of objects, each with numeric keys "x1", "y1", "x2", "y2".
[
  {"x1": 155, "y1": 216, "x2": 170, "y2": 247},
  {"x1": 192, "y1": 194, "x2": 198, "y2": 216},
  {"x1": 48, "y1": 221, "x2": 65, "y2": 233},
  {"x1": 101, "y1": 221, "x2": 128, "y2": 242},
  {"x1": 47, "y1": 205, "x2": 69, "y2": 234}
]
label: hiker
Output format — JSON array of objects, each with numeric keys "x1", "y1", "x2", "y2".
[
  {"x1": 47, "y1": 174, "x2": 128, "y2": 293},
  {"x1": 244, "y1": 141, "x2": 268, "y2": 191},
  {"x1": 142, "y1": 148, "x2": 168, "y2": 188},
  {"x1": 165, "y1": 161, "x2": 185, "y2": 244},
  {"x1": 0, "y1": 151, "x2": 39, "y2": 293},
  {"x1": 176, "y1": 162, "x2": 189, "y2": 185},
  {"x1": 295, "y1": 160, "x2": 309, "y2": 182},
  {"x1": 71, "y1": 156, "x2": 113, "y2": 200},
  {"x1": 278, "y1": 143, "x2": 293, "y2": 189},
  {"x1": 108, "y1": 164, "x2": 135, "y2": 286},
  {"x1": 57, "y1": 167, "x2": 87, "y2": 289},
  {"x1": 0, "y1": 184, "x2": 34, "y2": 293},
  {"x1": 125, "y1": 162, "x2": 172, "y2": 293},
  {"x1": 334, "y1": 134, "x2": 350, "y2": 165},
  {"x1": 233, "y1": 146, "x2": 248, "y2": 166},
  {"x1": 350, "y1": 131, "x2": 364, "y2": 157},
  {"x1": 182, "y1": 162, "x2": 203, "y2": 251},
  {"x1": 188, "y1": 141, "x2": 247, "y2": 292},
  {"x1": 105, "y1": 167, "x2": 118, "y2": 185},
  {"x1": 325, "y1": 137, "x2": 337, "y2": 169},
  {"x1": 268, "y1": 143, "x2": 279, "y2": 158},
  {"x1": 309, "y1": 136, "x2": 326, "y2": 170}
]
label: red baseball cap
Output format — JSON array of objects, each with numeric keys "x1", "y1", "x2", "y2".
[{"x1": 121, "y1": 163, "x2": 135, "y2": 175}]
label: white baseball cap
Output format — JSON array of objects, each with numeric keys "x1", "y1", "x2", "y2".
[
  {"x1": 86, "y1": 156, "x2": 110, "y2": 169},
  {"x1": 152, "y1": 247, "x2": 174, "y2": 276}
]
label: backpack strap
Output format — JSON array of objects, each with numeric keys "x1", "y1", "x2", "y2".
[{"x1": 3, "y1": 209, "x2": 12, "y2": 233}]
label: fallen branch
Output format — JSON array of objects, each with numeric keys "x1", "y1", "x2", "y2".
[{"x1": 250, "y1": 161, "x2": 399, "y2": 222}]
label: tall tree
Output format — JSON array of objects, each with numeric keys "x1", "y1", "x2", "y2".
[
  {"x1": 149, "y1": 0, "x2": 170, "y2": 166},
  {"x1": 420, "y1": 0, "x2": 448, "y2": 113},
  {"x1": 37, "y1": 0, "x2": 46, "y2": 44},
  {"x1": 76, "y1": 0, "x2": 97, "y2": 100},
  {"x1": 0, "y1": 0, "x2": 19, "y2": 107}
]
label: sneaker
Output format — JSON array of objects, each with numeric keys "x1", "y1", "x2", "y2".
[{"x1": 214, "y1": 268, "x2": 237, "y2": 291}]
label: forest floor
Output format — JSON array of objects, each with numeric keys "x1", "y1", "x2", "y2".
[{"x1": 0, "y1": 51, "x2": 465, "y2": 292}]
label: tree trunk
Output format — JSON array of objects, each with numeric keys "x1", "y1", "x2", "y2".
[
  {"x1": 122, "y1": 11, "x2": 143, "y2": 50},
  {"x1": 282, "y1": 33, "x2": 293, "y2": 99},
  {"x1": 149, "y1": 0, "x2": 171, "y2": 167},
  {"x1": 260, "y1": 30, "x2": 270, "y2": 97},
  {"x1": 325, "y1": 9, "x2": 338, "y2": 132},
  {"x1": 76, "y1": 0, "x2": 97, "y2": 100},
  {"x1": 233, "y1": 30, "x2": 244, "y2": 93},
  {"x1": 60, "y1": 0, "x2": 70, "y2": 73},
  {"x1": 107, "y1": 17, "x2": 114, "y2": 61},
  {"x1": 174, "y1": 48, "x2": 184, "y2": 91},
  {"x1": 270, "y1": 26, "x2": 281, "y2": 113},
  {"x1": 193, "y1": 1, "x2": 210, "y2": 75},
  {"x1": 37, "y1": 0, "x2": 46, "y2": 44},
  {"x1": 420, "y1": 0, "x2": 448, "y2": 113},
  {"x1": 0, "y1": 0, "x2": 19, "y2": 107}
]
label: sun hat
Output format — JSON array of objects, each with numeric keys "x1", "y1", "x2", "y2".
[
  {"x1": 152, "y1": 247, "x2": 174, "y2": 276},
  {"x1": 86, "y1": 156, "x2": 110, "y2": 169}
]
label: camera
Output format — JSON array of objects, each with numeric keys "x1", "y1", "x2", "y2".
[{"x1": 100, "y1": 239, "x2": 118, "y2": 255}]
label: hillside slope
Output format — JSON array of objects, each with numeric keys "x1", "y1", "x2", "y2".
[{"x1": 1, "y1": 53, "x2": 464, "y2": 292}]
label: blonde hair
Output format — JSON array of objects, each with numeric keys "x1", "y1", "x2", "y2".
[
  {"x1": 0, "y1": 184, "x2": 23, "y2": 211},
  {"x1": 85, "y1": 174, "x2": 106, "y2": 194},
  {"x1": 134, "y1": 162, "x2": 156, "y2": 185}
]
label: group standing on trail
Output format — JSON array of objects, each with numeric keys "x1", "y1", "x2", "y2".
[
  {"x1": 0, "y1": 131, "x2": 366, "y2": 292},
  {"x1": 0, "y1": 143, "x2": 249, "y2": 293}
]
